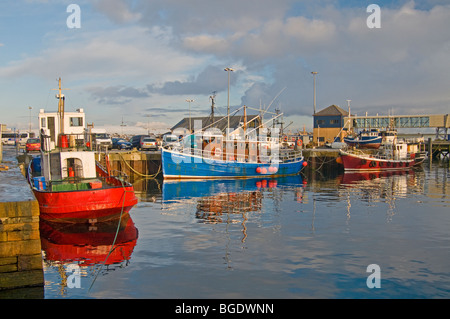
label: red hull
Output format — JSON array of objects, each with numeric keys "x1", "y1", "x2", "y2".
[
  {"x1": 40, "y1": 214, "x2": 138, "y2": 265},
  {"x1": 33, "y1": 185, "x2": 138, "y2": 222},
  {"x1": 340, "y1": 151, "x2": 415, "y2": 171}
]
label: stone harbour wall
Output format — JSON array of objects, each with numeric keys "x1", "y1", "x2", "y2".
[{"x1": 0, "y1": 199, "x2": 44, "y2": 291}]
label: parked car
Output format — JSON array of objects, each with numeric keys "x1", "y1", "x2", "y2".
[
  {"x1": 90, "y1": 129, "x2": 112, "y2": 149},
  {"x1": 140, "y1": 137, "x2": 158, "y2": 151},
  {"x1": 162, "y1": 134, "x2": 180, "y2": 149},
  {"x1": 129, "y1": 135, "x2": 149, "y2": 149},
  {"x1": 112, "y1": 138, "x2": 132, "y2": 150},
  {"x1": 25, "y1": 138, "x2": 40, "y2": 152}
]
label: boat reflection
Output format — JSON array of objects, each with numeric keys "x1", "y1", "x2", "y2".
[
  {"x1": 338, "y1": 168, "x2": 425, "y2": 221},
  {"x1": 162, "y1": 175, "x2": 306, "y2": 228},
  {"x1": 195, "y1": 190, "x2": 263, "y2": 224},
  {"x1": 340, "y1": 169, "x2": 415, "y2": 186},
  {"x1": 40, "y1": 212, "x2": 138, "y2": 267},
  {"x1": 159, "y1": 175, "x2": 307, "y2": 257},
  {"x1": 339, "y1": 169, "x2": 421, "y2": 200},
  {"x1": 161, "y1": 175, "x2": 306, "y2": 203},
  {"x1": 132, "y1": 174, "x2": 308, "y2": 205}
]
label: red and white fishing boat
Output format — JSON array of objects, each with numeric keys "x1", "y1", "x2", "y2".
[
  {"x1": 338, "y1": 139, "x2": 418, "y2": 171},
  {"x1": 27, "y1": 79, "x2": 138, "y2": 223}
]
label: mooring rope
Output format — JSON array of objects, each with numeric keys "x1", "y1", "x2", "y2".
[
  {"x1": 118, "y1": 152, "x2": 161, "y2": 179},
  {"x1": 88, "y1": 178, "x2": 130, "y2": 292}
]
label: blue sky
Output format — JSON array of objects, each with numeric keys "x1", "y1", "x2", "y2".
[{"x1": 1, "y1": 0, "x2": 449, "y2": 134}]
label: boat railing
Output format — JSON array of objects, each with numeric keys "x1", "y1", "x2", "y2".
[
  {"x1": 96, "y1": 160, "x2": 131, "y2": 185},
  {"x1": 279, "y1": 149, "x2": 304, "y2": 163},
  {"x1": 108, "y1": 169, "x2": 131, "y2": 183},
  {"x1": 343, "y1": 147, "x2": 415, "y2": 161},
  {"x1": 173, "y1": 145, "x2": 303, "y2": 163},
  {"x1": 40, "y1": 132, "x2": 89, "y2": 152}
]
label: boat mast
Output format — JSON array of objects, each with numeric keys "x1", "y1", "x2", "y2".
[
  {"x1": 57, "y1": 78, "x2": 64, "y2": 135},
  {"x1": 243, "y1": 105, "x2": 247, "y2": 134},
  {"x1": 53, "y1": 77, "x2": 69, "y2": 139},
  {"x1": 209, "y1": 91, "x2": 216, "y2": 127}
]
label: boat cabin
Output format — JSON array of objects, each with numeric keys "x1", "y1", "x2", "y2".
[
  {"x1": 360, "y1": 129, "x2": 380, "y2": 139},
  {"x1": 380, "y1": 130, "x2": 397, "y2": 143},
  {"x1": 381, "y1": 141, "x2": 409, "y2": 160},
  {"x1": 39, "y1": 108, "x2": 86, "y2": 150},
  {"x1": 40, "y1": 150, "x2": 97, "y2": 182},
  {"x1": 179, "y1": 127, "x2": 281, "y2": 164}
]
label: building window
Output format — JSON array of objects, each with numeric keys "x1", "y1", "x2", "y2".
[
  {"x1": 41, "y1": 118, "x2": 46, "y2": 128},
  {"x1": 70, "y1": 117, "x2": 83, "y2": 127},
  {"x1": 330, "y1": 119, "x2": 339, "y2": 124},
  {"x1": 317, "y1": 120, "x2": 325, "y2": 125}
]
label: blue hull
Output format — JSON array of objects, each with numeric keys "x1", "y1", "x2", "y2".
[
  {"x1": 162, "y1": 175, "x2": 305, "y2": 202},
  {"x1": 161, "y1": 148, "x2": 305, "y2": 179},
  {"x1": 344, "y1": 136, "x2": 382, "y2": 148}
]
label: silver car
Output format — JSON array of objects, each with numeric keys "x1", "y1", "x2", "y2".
[{"x1": 140, "y1": 137, "x2": 158, "y2": 151}]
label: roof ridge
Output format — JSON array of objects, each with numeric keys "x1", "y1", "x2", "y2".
[{"x1": 314, "y1": 104, "x2": 349, "y2": 116}]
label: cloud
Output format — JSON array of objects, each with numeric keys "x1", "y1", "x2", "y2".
[
  {"x1": 181, "y1": 15, "x2": 336, "y2": 61},
  {"x1": 148, "y1": 65, "x2": 242, "y2": 96},
  {"x1": 134, "y1": 0, "x2": 290, "y2": 35},
  {"x1": 91, "y1": 0, "x2": 142, "y2": 24},
  {"x1": 183, "y1": 35, "x2": 231, "y2": 55},
  {"x1": 0, "y1": 26, "x2": 203, "y2": 83},
  {"x1": 4, "y1": 0, "x2": 450, "y2": 133},
  {"x1": 237, "y1": 2, "x2": 450, "y2": 118},
  {"x1": 87, "y1": 85, "x2": 150, "y2": 104}
]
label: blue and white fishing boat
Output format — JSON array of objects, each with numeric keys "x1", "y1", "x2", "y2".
[
  {"x1": 161, "y1": 106, "x2": 307, "y2": 180},
  {"x1": 344, "y1": 129, "x2": 383, "y2": 149}
]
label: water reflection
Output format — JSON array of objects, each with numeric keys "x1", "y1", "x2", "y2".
[
  {"x1": 39, "y1": 163, "x2": 450, "y2": 298},
  {"x1": 135, "y1": 176, "x2": 307, "y2": 246},
  {"x1": 40, "y1": 213, "x2": 138, "y2": 296},
  {"x1": 132, "y1": 170, "x2": 427, "y2": 228},
  {"x1": 160, "y1": 175, "x2": 306, "y2": 204},
  {"x1": 338, "y1": 169, "x2": 426, "y2": 222}
]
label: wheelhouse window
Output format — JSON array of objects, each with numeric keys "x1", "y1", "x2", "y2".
[{"x1": 70, "y1": 117, "x2": 83, "y2": 127}]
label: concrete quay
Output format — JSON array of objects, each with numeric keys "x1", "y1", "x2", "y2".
[
  {"x1": 96, "y1": 148, "x2": 346, "y2": 180},
  {"x1": 0, "y1": 146, "x2": 43, "y2": 296}
]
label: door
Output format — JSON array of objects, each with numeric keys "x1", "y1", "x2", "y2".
[{"x1": 47, "y1": 117, "x2": 56, "y2": 142}]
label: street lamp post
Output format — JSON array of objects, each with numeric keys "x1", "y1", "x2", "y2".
[
  {"x1": 28, "y1": 106, "x2": 32, "y2": 134},
  {"x1": 186, "y1": 99, "x2": 194, "y2": 133},
  {"x1": 224, "y1": 67, "x2": 234, "y2": 134},
  {"x1": 311, "y1": 71, "x2": 318, "y2": 115}
]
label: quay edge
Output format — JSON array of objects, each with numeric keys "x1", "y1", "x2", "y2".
[
  {"x1": 96, "y1": 149, "x2": 344, "y2": 179},
  {"x1": 0, "y1": 148, "x2": 43, "y2": 295}
]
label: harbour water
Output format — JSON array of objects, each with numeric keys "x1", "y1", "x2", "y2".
[{"x1": 37, "y1": 159, "x2": 450, "y2": 299}]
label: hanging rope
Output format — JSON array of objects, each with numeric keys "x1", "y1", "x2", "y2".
[
  {"x1": 118, "y1": 152, "x2": 161, "y2": 179},
  {"x1": 89, "y1": 179, "x2": 130, "y2": 292}
]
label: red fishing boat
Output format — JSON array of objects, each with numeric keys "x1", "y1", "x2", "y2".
[
  {"x1": 27, "y1": 78, "x2": 138, "y2": 223},
  {"x1": 29, "y1": 162, "x2": 138, "y2": 222},
  {"x1": 338, "y1": 140, "x2": 417, "y2": 171}
]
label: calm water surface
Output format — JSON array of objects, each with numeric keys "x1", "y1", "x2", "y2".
[{"x1": 41, "y1": 162, "x2": 450, "y2": 299}]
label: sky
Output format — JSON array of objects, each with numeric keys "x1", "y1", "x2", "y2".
[{"x1": 1, "y1": 0, "x2": 449, "y2": 135}]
